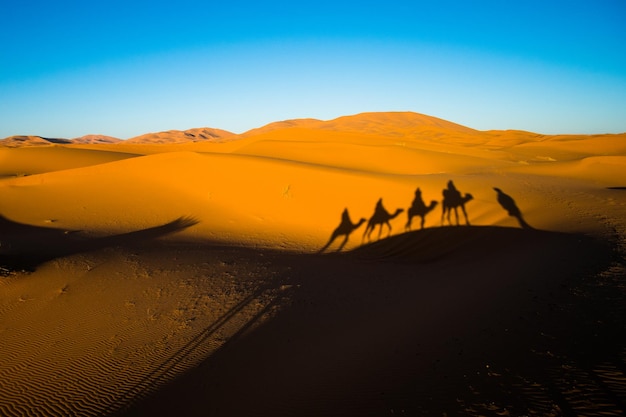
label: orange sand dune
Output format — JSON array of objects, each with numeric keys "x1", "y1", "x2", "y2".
[
  {"x1": 125, "y1": 127, "x2": 235, "y2": 144},
  {"x1": 242, "y1": 111, "x2": 477, "y2": 138},
  {"x1": 71, "y1": 134, "x2": 122, "y2": 144},
  {"x1": 0, "y1": 146, "x2": 140, "y2": 178},
  {"x1": 0, "y1": 135, "x2": 66, "y2": 147},
  {"x1": 1, "y1": 112, "x2": 625, "y2": 416}
]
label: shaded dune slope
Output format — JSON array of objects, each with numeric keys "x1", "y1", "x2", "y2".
[
  {"x1": 120, "y1": 226, "x2": 623, "y2": 417},
  {"x1": 0, "y1": 146, "x2": 140, "y2": 177},
  {"x1": 0, "y1": 214, "x2": 198, "y2": 273},
  {"x1": 351, "y1": 225, "x2": 611, "y2": 264}
]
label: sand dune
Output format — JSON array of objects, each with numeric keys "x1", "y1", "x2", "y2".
[
  {"x1": 0, "y1": 135, "x2": 71, "y2": 147},
  {"x1": 1, "y1": 112, "x2": 625, "y2": 416},
  {"x1": 71, "y1": 134, "x2": 122, "y2": 144},
  {"x1": 0, "y1": 146, "x2": 141, "y2": 178},
  {"x1": 240, "y1": 112, "x2": 477, "y2": 138},
  {"x1": 125, "y1": 127, "x2": 235, "y2": 144}
]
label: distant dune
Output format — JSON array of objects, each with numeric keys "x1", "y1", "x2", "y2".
[
  {"x1": 125, "y1": 127, "x2": 235, "y2": 144},
  {"x1": 241, "y1": 111, "x2": 477, "y2": 138},
  {"x1": 1, "y1": 111, "x2": 625, "y2": 417},
  {"x1": 1, "y1": 128, "x2": 233, "y2": 147},
  {"x1": 71, "y1": 134, "x2": 122, "y2": 144},
  {"x1": 0, "y1": 135, "x2": 72, "y2": 147}
]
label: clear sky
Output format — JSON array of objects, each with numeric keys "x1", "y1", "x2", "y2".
[{"x1": 1, "y1": 0, "x2": 625, "y2": 138}]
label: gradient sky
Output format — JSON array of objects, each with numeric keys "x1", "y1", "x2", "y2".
[{"x1": 2, "y1": 0, "x2": 625, "y2": 138}]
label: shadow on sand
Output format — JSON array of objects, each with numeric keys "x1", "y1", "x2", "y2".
[
  {"x1": 322, "y1": 182, "x2": 535, "y2": 255},
  {"x1": 363, "y1": 198, "x2": 404, "y2": 242},
  {"x1": 441, "y1": 180, "x2": 473, "y2": 226},
  {"x1": 0, "y1": 215, "x2": 198, "y2": 274},
  {"x1": 117, "y1": 225, "x2": 624, "y2": 417},
  {"x1": 318, "y1": 208, "x2": 366, "y2": 253},
  {"x1": 352, "y1": 225, "x2": 555, "y2": 263},
  {"x1": 493, "y1": 187, "x2": 533, "y2": 229}
]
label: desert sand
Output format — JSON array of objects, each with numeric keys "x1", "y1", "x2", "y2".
[{"x1": 1, "y1": 112, "x2": 625, "y2": 416}]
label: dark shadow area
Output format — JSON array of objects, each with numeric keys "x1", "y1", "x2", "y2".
[
  {"x1": 101, "y1": 246, "x2": 290, "y2": 417},
  {"x1": 353, "y1": 225, "x2": 571, "y2": 263},
  {"x1": 117, "y1": 226, "x2": 626, "y2": 417},
  {"x1": 493, "y1": 187, "x2": 533, "y2": 229},
  {"x1": 42, "y1": 137, "x2": 73, "y2": 144},
  {"x1": 363, "y1": 198, "x2": 404, "y2": 242},
  {"x1": 441, "y1": 180, "x2": 473, "y2": 226},
  {"x1": 405, "y1": 187, "x2": 438, "y2": 231},
  {"x1": 319, "y1": 208, "x2": 366, "y2": 253},
  {"x1": 607, "y1": 186, "x2": 626, "y2": 190},
  {"x1": 0, "y1": 214, "x2": 198, "y2": 274}
]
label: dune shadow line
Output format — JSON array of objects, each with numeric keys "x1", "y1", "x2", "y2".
[{"x1": 0, "y1": 215, "x2": 198, "y2": 273}]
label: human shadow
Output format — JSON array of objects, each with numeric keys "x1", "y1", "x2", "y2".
[
  {"x1": 118, "y1": 226, "x2": 623, "y2": 417},
  {"x1": 493, "y1": 187, "x2": 533, "y2": 230},
  {"x1": 405, "y1": 187, "x2": 438, "y2": 231},
  {"x1": 0, "y1": 215, "x2": 198, "y2": 273},
  {"x1": 441, "y1": 180, "x2": 473, "y2": 226},
  {"x1": 319, "y1": 208, "x2": 366, "y2": 253},
  {"x1": 363, "y1": 198, "x2": 404, "y2": 242}
]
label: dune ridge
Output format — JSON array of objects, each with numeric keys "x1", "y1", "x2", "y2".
[
  {"x1": 0, "y1": 135, "x2": 71, "y2": 147},
  {"x1": 125, "y1": 127, "x2": 235, "y2": 144},
  {"x1": 1, "y1": 111, "x2": 625, "y2": 416},
  {"x1": 72, "y1": 134, "x2": 122, "y2": 144}
]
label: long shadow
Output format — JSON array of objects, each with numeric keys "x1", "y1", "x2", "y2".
[
  {"x1": 493, "y1": 187, "x2": 533, "y2": 229},
  {"x1": 106, "y1": 262, "x2": 293, "y2": 416},
  {"x1": 118, "y1": 225, "x2": 625, "y2": 417},
  {"x1": 0, "y1": 214, "x2": 198, "y2": 273},
  {"x1": 362, "y1": 198, "x2": 404, "y2": 242},
  {"x1": 352, "y1": 225, "x2": 580, "y2": 263},
  {"x1": 405, "y1": 187, "x2": 438, "y2": 231},
  {"x1": 441, "y1": 180, "x2": 473, "y2": 226},
  {"x1": 319, "y1": 208, "x2": 366, "y2": 253}
]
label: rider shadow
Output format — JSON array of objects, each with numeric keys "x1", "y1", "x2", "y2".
[
  {"x1": 363, "y1": 198, "x2": 404, "y2": 242},
  {"x1": 0, "y1": 215, "x2": 198, "y2": 273},
  {"x1": 493, "y1": 187, "x2": 533, "y2": 230},
  {"x1": 441, "y1": 180, "x2": 473, "y2": 226},
  {"x1": 405, "y1": 187, "x2": 438, "y2": 231},
  {"x1": 319, "y1": 208, "x2": 366, "y2": 253}
]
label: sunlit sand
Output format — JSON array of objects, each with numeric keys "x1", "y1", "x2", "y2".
[{"x1": 1, "y1": 112, "x2": 625, "y2": 416}]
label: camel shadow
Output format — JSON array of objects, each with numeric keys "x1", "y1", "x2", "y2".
[
  {"x1": 493, "y1": 187, "x2": 533, "y2": 230},
  {"x1": 0, "y1": 215, "x2": 198, "y2": 274},
  {"x1": 319, "y1": 208, "x2": 366, "y2": 253},
  {"x1": 441, "y1": 180, "x2": 473, "y2": 226},
  {"x1": 405, "y1": 187, "x2": 438, "y2": 231},
  {"x1": 363, "y1": 198, "x2": 404, "y2": 242}
]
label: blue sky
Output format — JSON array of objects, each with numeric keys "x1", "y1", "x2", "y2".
[{"x1": 1, "y1": 0, "x2": 625, "y2": 138}]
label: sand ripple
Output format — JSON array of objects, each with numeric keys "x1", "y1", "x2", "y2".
[{"x1": 0, "y1": 246, "x2": 288, "y2": 417}]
